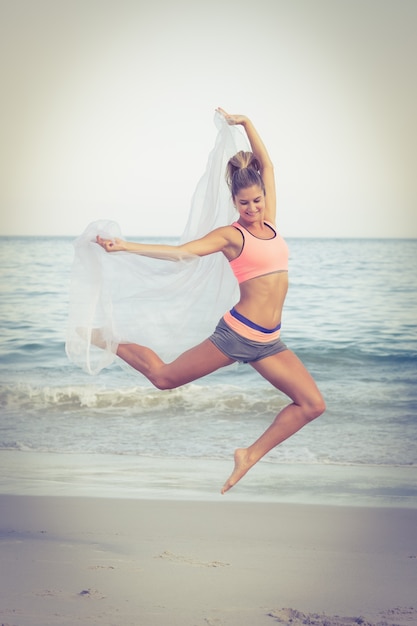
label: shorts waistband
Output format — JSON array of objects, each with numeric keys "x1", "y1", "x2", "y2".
[
  {"x1": 223, "y1": 309, "x2": 281, "y2": 342},
  {"x1": 230, "y1": 307, "x2": 281, "y2": 333}
]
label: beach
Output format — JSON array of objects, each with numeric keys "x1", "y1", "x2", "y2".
[
  {"x1": 1, "y1": 236, "x2": 416, "y2": 624},
  {"x1": 1, "y1": 494, "x2": 416, "y2": 626}
]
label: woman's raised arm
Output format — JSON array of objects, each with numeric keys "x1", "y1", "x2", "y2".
[{"x1": 216, "y1": 108, "x2": 276, "y2": 223}]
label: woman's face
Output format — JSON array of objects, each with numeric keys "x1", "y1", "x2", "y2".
[{"x1": 234, "y1": 184, "x2": 265, "y2": 222}]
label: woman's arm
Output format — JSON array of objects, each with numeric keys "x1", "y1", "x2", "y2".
[
  {"x1": 216, "y1": 108, "x2": 276, "y2": 223},
  {"x1": 217, "y1": 109, "x2": 273, "y2": 170},
  {"x1": 96, "y1": 227, "x2": 235, "y2": 261},
  {"x1": 96, "y1": 236, "x2": 194, "y2": 261}
]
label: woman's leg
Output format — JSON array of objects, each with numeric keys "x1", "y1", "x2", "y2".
[
  {"x1": 221, "y1": 349, "x2": 325, "y2": 494},
  {"x1": 117, "y1": 339, "x2": 234, "y2": 389}
]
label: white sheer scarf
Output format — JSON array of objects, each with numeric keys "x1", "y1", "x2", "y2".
[{"x1": 65, "y1": 112, "x2": 250, "y2": 375}]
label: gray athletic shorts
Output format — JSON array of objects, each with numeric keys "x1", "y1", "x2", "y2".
[{"x1": 209, "y1": 317, "x2": 288, "y2": 363}]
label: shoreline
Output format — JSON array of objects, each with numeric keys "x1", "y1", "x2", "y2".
[
  {"x1": 1, "y1": 494, "x2": 416, "y2": 626},
  {"x1": 1, "y1": 449, "x2": 416, "y2": 509}
]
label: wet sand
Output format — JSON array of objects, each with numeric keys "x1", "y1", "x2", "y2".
[{"x1": 0, "y1": 495, "x2": 416, "y2": 625}]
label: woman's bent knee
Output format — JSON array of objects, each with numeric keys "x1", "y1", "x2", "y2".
[
  {"x1": 150, "y1": 374, "x2": 178, "y2": 391},
  {"x1": 150, "y1": 367, "x2": 184, "y2": 390},
  {"x1": 305, "y1": 394, "x2": 326, "y2": 421}
]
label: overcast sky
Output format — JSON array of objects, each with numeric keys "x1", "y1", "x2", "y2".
[{"x1": 1, "y1": 0, "x2": 416, "y2": 238}]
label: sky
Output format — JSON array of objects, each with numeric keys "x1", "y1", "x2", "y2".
[{"x1": 1, "y1": 0, "x2": 416, "y2": 238}]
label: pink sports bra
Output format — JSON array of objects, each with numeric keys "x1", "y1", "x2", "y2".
[{"x1": 229, "y1": 221, "x2": 289, "y2": 284}]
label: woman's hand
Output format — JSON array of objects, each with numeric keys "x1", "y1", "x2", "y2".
[
  {"x1": 216, "y1": 107, "x2": 248, "y2": 126},
  {"x1": 96, "y1": 235, "x2": 127, "y2": 252}
]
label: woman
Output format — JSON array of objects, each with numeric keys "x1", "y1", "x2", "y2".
[{"x1": 95, "y1": 108, "x2": 325, "y2": 494}]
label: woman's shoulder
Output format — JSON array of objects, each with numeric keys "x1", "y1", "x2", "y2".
[
  {"x1": 212, "y1": 224, "x2": 241, "y2": 238},
  {"x1": 195, "y1": 224, "x2": 242, "y2": 247},
  {"x1": 209, "y1": 224, "x2": 246, "y2": 258}
]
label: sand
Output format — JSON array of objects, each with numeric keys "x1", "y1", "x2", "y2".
[{"x1": 0, "y1": 495, "x2": 416, "y2": 626}]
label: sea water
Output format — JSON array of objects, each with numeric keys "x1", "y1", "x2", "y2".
[{"x1": 0, "y1": 236, "x2": 416, "y2": 506}]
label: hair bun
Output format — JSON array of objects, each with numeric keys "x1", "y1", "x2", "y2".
[
  {"x1": 226, "y1": 151, "x2": 264, "y2": 197},
  {"x1": 230, "y1": 151, "x2": 259, "y2": 171}
]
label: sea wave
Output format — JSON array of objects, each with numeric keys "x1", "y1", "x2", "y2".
[
  {"x1": 1, "y1": 379, "x2": 416, "y2": 466},
  {"x1": 0, "y1": 381, "x2": 287, "y2": 415}
]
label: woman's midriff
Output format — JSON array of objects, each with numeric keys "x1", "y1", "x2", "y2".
[{"x1": 230, "y1": 271, "x2": 288, "y2": 337}]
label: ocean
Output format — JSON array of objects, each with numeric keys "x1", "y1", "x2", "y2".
[{"x1": 1, "y1": 236, "x2": 416, "y2": 507}]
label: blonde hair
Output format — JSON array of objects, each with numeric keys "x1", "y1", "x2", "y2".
[{"x1": 225, "y1": 151, "x2": 265, "y2": 198}]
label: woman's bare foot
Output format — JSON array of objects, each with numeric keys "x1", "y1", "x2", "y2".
[{"x1": 221, "y1": 448, "x2": 253, "y2": 494}]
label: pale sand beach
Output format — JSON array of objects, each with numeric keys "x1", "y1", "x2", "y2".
[{"x1": 0, "y1": 495, "x2": 416, "y2": 626}]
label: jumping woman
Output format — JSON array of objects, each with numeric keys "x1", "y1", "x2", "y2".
[{"x1": 93, "y1": 107, "x2": 326, "y2": 494}]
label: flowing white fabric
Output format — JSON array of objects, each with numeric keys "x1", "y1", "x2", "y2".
[{"x1": 65, "y1": 112, "x2": 250, "y2": 375}]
